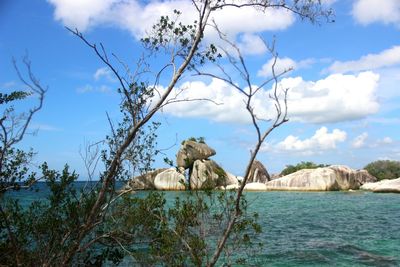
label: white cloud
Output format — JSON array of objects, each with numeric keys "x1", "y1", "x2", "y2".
[
  {"x1": 352, "y1": 132, "x2": 368, "y2": 148},
  {"x1": 48, "y1": 0, "x2": 295, "y2": 52},
  {"x1": 352, "y1": 0, "x2": 400, "y2": 27},
  {"x1": 29, "y1": 123, "x2": 62, "y2": 132},
  {"x1": 237, "y1": 34, "x2": 267, "y2": 55},
  {"x1": 94, "y1": 67, "x2": 114, "y2": 82},
  {"x1": 48, "y1": 0, "x2": 118, "y2": 31},
  {"x1": 257, "y1": 57, "x2": 315, "y2": 77},
  {"x1": 378, "y1": 137, "x2": 393, "y2": 145},
  {"x1": 326, "y1": 46, "x2": 400, "y2": 74},
  {"x1": 159, "y1": 78, "x2": 254, "y2": 124},
  {"x1": 284, "y1": 71, "x2": 380, "y2": 123},
  {"x1": 258, "y1": 57, "x2": 296, "y2": 77},
  {"x1": 156, "y1": 71, "x2": 379, "y2": 124},
  {"x1": 276, "y1": 127, "x2": 347, "y2": 154}
]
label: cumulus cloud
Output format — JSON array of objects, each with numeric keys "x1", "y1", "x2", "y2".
[
  {"x1": 237, "y1": 34, "x2": 267, "y2": 55},
  {"x1": 48, "y1": 0, "x2": 118, "y2": 30},
  {"x1": 156, "y1": 71, "x2": 379, "y2": 124},
  {"x1": 158, "y1": 79, "x2": 255, "y2": 124},
  {"x1": 48, "y1": 0, "x2": 294, "y2": 54},
  {"x1": 284, "y1": 71, "x2": 380, "y2": 123},
  {"x1": 257, "y1": 57, "x2": 314, "y2": 77},
  {"x1": 352, "y1": 132, "x2": 368, "y2": 148},
  {"x1": 276, "y1": 127, "x2": 347, "y2": 154},
  {"x1": 352, "y1": 0, "x2": 400, "y2": 27},
  {"x1": 325, "y1": 46, "x2": 400, "y2": 74}
]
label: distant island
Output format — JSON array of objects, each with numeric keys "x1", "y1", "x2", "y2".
[{"x1": 124, "y1": 139, "x2": 400, "y2": 193}]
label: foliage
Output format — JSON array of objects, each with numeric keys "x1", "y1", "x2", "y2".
[
  {"x1": 0, "y1": 91, "x2": 30, "y2": 105},
  {"x1": 1, "y1": 1, "x2": 333, "y2": 266},
  {"x1": 108, "y1": 190, "x2": 262, "y2": 266},
  {"x1": 280, "y1": 161, "x2": 330, "y2": 176},
  {"x1": 0, "y1": 164, "x2": 124, "y2": 266},
  {"x1": 364, "y1": 160, "x2": 400, "y2": 181},
  {"x1": 0, "y1": 57, "x2": 46, "y2": 195}
]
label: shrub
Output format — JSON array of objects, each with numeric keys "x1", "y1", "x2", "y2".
[
  {"x1": 280, "y1": 161, "x2": 329, "y2": 176},
  {"x1": 363, "y1": 160, "x2": 400, "y2": 181}
]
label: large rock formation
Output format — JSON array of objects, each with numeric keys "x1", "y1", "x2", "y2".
[
  {"x1": 226, "y1": 172, "x2": 240, "y2": 187},
  {"x1": 354, "y1": 169, "x2": 378, "y2": 185},
  {"x1": 329, "y1": 165, "x2": 377, "y2": 188},
  {"x1": 360, "y1": 178, "x2": 400, "y2": 193},
  {"x1": 176, "y1": 140, "x2": 216, "y2": 169},
  {"x1": 190, "y1": 159, "x2": 232, "y2": 189},
  {"x1": 128, "y1": 168, "x2": 167, "y2": 190},
  {"x1": 247, "y1": 160, "x2": 270, "y2": 183},
  {"x1": 244, "y1": 182, "x2": 268, "y2": 191},
  {"x1": 266, "y1": 168, "x2": 339, "y2": 191},
  {"x1": 266, "y1": 165, "x2": 377, "y2": 191},
  {"x1": 154, "y1": 168, "x2": 186, "y2": 190}
]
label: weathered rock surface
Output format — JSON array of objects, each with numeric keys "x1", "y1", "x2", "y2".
[
  {"x1": 266, "y1": 168, "x2": 338, "y2": 191},
  {"x1": 270, "y1": 173, "x2": 282, "y2": 180},
  {"x1": 225, "y1": 184, "x2": 240, "y2": 190},
  {"x1": 329, "y1": 165, "x2": 377, "y2": 188},
  {"x1": 226, "y1": 172, "x2": 240, "y2": 186},
  {"x1": 354, "y1": 169, "x2": 378, "y2": 185},
  {"x1": 176, "y1": 140, "x2": 216, "y2": 169},
  {"x1": 154, "y1": 168, "x2": 186, "y2": 190},
  {"x1": 190, "y1": 159, "x2": 229, "y2": 189},
  {"x1": 360, "y1": 178, "x2": 400, "y2": 193},
  {"x1": 247, "y1": 160, "x2": 270, "y2": 183},
  {"x1": 244, "y1": 182, "x2": 268, "y2": 191},
  {"x1": 265, "y1": 165, "x2": 377, "y2": 191},
  {"x1": 128, "y1": 168, "x2": 167, "y2": 190}
]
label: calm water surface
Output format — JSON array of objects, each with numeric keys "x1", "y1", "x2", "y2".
[{"x1": 7, "y1": 183, "x2": 400, "y2": 266}]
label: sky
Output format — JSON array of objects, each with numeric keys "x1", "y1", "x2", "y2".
[{"x1": 1, "y1": 0, "x2": 399, "y2": 178}]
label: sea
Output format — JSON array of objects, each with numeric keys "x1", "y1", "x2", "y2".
[{"x1": 5, "y1": 182, "x2": 400, "y2": 266}]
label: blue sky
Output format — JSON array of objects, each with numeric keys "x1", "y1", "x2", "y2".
[{"x1": 1, "y1": 0, "x2": 399, "y2": 178}]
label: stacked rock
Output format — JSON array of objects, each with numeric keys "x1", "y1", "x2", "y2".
[{"x1": 177, "y1": 140, "x2": 239, "y2": 190}]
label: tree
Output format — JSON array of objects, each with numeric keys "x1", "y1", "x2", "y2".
[
  {"x1": 0, "y1": 56, "x2": 47, "y2": 265},
  {"x1": 364, "y1": 160, "x2": 400, "y2": 181},
  {"x1": 1, "y1": 1, "x2": 333, "y2": 266}
]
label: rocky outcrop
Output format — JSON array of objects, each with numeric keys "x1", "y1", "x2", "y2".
[
  {"x1": 247, "y1": 160, "x2": 270, "y2": 183},
  {"x1": 226, "y1": 172, "x2": 240, "y2": 186},
  {"x1": 266, "y1": 168, "x2": 339, "y2": 191},
  {"x1": 354, "y1": 169, "x2": 378, "y2": 185},
  {"x1": 128, "y1": 168, "x2": 167, "y2": 190},
  {"x1": 360, "y1": 178, "x2": 400, "y2": 193},
  {"x1": 225, "y1": 184, "x2": 240, "y2": 190},
  {"x1": 329, "y1": 165, "x2": 377, "y2": 188},
  {"x1": 176, "y1": 140, "x2": 216, "y2": 169},
  {"x1": 270, "y1": 173, "x2": 282, "y2": 180},
  {"x1": 154, "y1": 168, "x2": 186, "y2": 190},
  {"x1": 266, "y1": 165, "x2": 377, "y2": 191},
  {"x1": 244, "y1": 182, "x2": 268, "y2": 191},
  {"x1": 190, "y1": 159, "x2": 230, "y2": 189}
]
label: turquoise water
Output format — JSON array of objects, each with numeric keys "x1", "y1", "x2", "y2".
[
  {"x1": 245, "y1": 191, "x2": 400, "y2": 266},
  {"x1": 5, "y1": 184, "x2": 400, "y2": 266}
]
